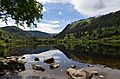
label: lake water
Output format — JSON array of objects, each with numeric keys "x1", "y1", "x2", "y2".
[{"x1": 0, "y1": 44, "x2": 120, "y2": 79}]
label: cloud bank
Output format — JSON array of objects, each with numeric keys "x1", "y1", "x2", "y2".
[{"x1": 37, "y1": 0, "x2": 120, "y2": 16}]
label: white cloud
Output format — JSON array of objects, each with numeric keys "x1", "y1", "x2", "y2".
[
  {"x1": 36, "y1": 0, "x2": 70, "y2": 4},
  {"x1": 37, "y1": 0, "x2": 120, "y2": 16},
  {"x1": 0, "y1": 18, "x2": 16, "y2": 27},
  {"x1": 59, "y1": 12, "x2": 62, "y2": 15},
  {"x1": 0, "y1": 19, "x2": 61, "y2": 33},
  {"x1": 42, "y1": 7, "x2": 47, "y2": 13},
  {"x1": 71, "y1": 0, "x2": 120, "y2": 16},
  {"x1": 21, "y1": 20, "x2": 61, "y2": 33},
  {"x1": 27, "y1": 22, "x2": 61, "y2": 33},
  {"x1": 46, "y1": 20, "x2": 60, "y2": 24}
]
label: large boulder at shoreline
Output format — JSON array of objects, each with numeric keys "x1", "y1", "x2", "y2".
[
  {"x1": 32, "y1": 64, "x2": 45, "y2": 71},
  {"x1": 66, "y1": 68, "x2": 93, "y2": 79},
  {"x1": 44, "y1": 57, "x2": 54, "y2": 64},
  {"x1": 6, "y1": 60, "x2": 25, "y2": 71},
  {"x1": 1, "y1": 56, "x2": 25, "y2": 72}
]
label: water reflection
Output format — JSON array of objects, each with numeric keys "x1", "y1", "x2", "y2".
[
  {"x1": 0, "y1": 44, "x2": 120, "y2": 70},
  {"x1": 0, "y1": 44, "x2": 120, "y2": 79},
  {"x1": 19, "y1": 50, "x2": 86, "y2": 69},
  {"x1": 56, "y1": 44, "x2": 120, "y2": 69}
]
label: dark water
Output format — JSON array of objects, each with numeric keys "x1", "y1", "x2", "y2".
[{"x1": 0, "y1": 44, "x2": 120, "y2": 79}]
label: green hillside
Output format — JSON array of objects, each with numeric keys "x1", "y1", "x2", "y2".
[
  {"x1": 0, "y1": 26, "x2": 52, "y2": 46},
  {"x1": 56, "y1": 10, "x2": 120, "y2": 40},
  {"x1": 28, "y1": 31, "x2": 51, "y2": 38}
]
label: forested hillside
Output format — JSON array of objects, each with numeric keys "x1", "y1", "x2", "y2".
[
  {"x1": 56, "y1": 10, "x2": 120, "y2": 40},
  {"x1": 0, "y1": 26, "x2": 51, "y2": 46}
]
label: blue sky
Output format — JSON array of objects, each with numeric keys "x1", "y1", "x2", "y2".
[{"x1": 0, "y1": 0, "x2": 120, "y2": 33}]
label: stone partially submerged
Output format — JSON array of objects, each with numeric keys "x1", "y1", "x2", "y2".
[
  {"x1": 44, "y1": 57, "x2": 54, "y2": 64},
  {"x1": 32, "y1": 64, "x2": 45, "y2": 71},
  {"x1": 1, "y1": 56, "x2": 25, "y2": 72},
  {"x1": 49, "y1": 63, "x2": 60, "y2": 69},
  {"x1": 67, "y1": 68, "x2": 93, "y2": 79},
  {"x1": 34, "y1": 57, "x2": 39, "y2": 61}
]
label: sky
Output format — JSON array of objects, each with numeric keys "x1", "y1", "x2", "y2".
[{"x1": 0, "y1": 0, "x2": 120, "y2": 33}]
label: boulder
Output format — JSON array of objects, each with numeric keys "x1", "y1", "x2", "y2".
[
  {"x1": 44, "y1": 57, "x2": 54, "y2": 64},
  {"x1": 6, "y1": 60, "x2": 25, "y2": 71},
  {"x1": 91, "y1": 70, "x2": 98, "y2": 76},
  {"x1": 34, "y1": 57, "x2": 39, "y2": 61},
  {"x1": 49, "y1": 63, "x2": 59, "y2": 69},
  {"x1": 66, "y1": 68, "x2": 93, "y2": 79},
  {"x1": 70, "y1": 65, "x2": 76, "y2": 68},
  {"x1": 0, "y1": 72, "x2": 5, "y2": 76},
  {"x1": 21, "y1": 56, "x2": 25, "y2": 59},
  {"x1": 32, "y1": 64, "x2": 45, "y2": 71}
]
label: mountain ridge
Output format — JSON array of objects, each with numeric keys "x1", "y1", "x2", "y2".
[{"x1": 56, "y1": 10, "x2": 120, "y2": 40}]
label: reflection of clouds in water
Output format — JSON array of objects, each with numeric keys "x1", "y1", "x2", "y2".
[{"x1": 19, "y1": 50, "x2": 70, "y2": 63}]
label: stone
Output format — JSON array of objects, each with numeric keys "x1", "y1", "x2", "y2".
[
  {"x1": 70, "y1": 65, "x2": 76, "y2": 68},
  {"x1": 0, "y1": 72, "x2": 5, "y2": 76},
  {"x1": 32, "y1": 64, "x2": 45, "y2": 71},
  {"x1": 34, "y1": 57, "x2": 39, "y2": 61},
  {"x1": 99, "y1": 75, "x2": 104, "y2": 78},
  {"x1": 44, "y1": 57, "x2": 54, "y2": 64},
  {"x1": 6, "y1": 60, "x2": 25, "y2": 71},
  {"x1": 66, "y1": 68, "x2": 93, "y2": 79},
  {"x1": 49, "y1": 63, "x2": 59, "y2": 69},
  {"x1": 91, "y1": 70, "x2": 98, "y2": 76},
  {"x1": 21, "y1": 56, "x2": 25, "y2": 59}
]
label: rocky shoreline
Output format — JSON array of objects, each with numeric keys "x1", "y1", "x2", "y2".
[{"x1": 0, "y1": 56, "x2": 105, "y2": 79}]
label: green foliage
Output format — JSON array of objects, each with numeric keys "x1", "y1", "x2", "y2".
[
  {"x1": 56, "y1": 10, "x2": 120, "y2": 40},
  {"x1": 0, "y1": 0, "x2": 43, "y2": 27}
]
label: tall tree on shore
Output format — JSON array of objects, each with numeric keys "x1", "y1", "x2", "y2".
[{"x1": 0, "y1": 0, "x2": 43, "y2": 27}]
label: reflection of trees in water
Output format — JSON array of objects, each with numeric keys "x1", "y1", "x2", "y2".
[
  {"x1": 56, "y1": 44, "x2": 120, "y2": 69},
  {"x1": 0, "y1": 47, "x2": 9, "y2": 57},
  {"x1": 0, "y1": 45, "x2": 54, "y2": 57}
]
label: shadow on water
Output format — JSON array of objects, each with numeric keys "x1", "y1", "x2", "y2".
[{"x1": 56, "y1": 44, "x2": 120, "y2": 69}]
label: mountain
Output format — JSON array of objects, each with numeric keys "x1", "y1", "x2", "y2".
[
  {"x1": 1, "y1": 26, "x2": 32, "y2": 39},
  {"x1": 27, "y1": 31, "x2": 51, "y2": 38},
  {"x1": 0, "y1": 26, "x2": 51, "y2": 39},
  {"x1": 56, "y1": 10, "x2": 120, "y2": 40}
]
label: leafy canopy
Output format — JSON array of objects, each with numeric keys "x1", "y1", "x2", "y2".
[{"x1": 0, "y1": 0, "x2": 43, "y2": 27}]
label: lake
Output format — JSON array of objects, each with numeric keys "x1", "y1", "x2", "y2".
[{"x1": 0, "y1": 44, "x2": 120, "y2": 79}]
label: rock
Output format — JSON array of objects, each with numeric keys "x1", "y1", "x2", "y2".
[
  {"x1": 88, "y1": 65, "x2": 94, "y2": 67},
  {"x1": 6, "y1": 57, "x2": 11, "y2": 59},
  {"x1": 49, "y1": 63, "x2": 59, "y2": 69},
  {"x1": 32, "y1": 64, "x2": 45, "y2": 71},
  {"x1": 0, "y1": 72, "x2": 5, "y2": 76},
  {"x1": 70, "y1": 65, "x2": 76, "y2": 68},
  {"x1": 44, "y1": 57, "x2": 54, "y2": 64},
  {"x1": 34, "y1": 57, "x2": 39, "y2": 61},
  {"x1": 91, "y1": 70, "x2": 98, "y2": 76},
  {"x1": 6, "y1": 60, "x2": 25, "y2": 71},
  {"x1": 99, "y1": 75, "x2": 104, "y2": 78},
  {"x1": 21, "y1": 56, "x2": 25, "y2": 59},
  {"x1": 66, "y1": 68, "x2": 93, "y2": 79}
]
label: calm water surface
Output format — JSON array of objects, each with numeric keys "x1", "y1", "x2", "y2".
[{"x1": 1, "y1": 44, "x2": 120, "y2": 79}]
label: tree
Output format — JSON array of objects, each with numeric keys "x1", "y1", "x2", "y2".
[{"x1": 0, "y1": 0, "x2": 43, "y2": 27}]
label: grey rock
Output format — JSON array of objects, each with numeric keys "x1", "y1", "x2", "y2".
[
  {"x1": 44, "y1": 57, "x2": 54, "y2": 64},
  {"x1": 32, "y1": 64, "x2": 45, "y2": 71}
]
